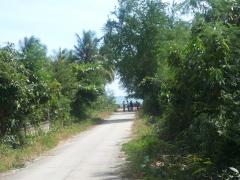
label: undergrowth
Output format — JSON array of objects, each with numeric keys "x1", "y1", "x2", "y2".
[{"x1": 123, "y1": 115, "x2": 240, "y2": 180}]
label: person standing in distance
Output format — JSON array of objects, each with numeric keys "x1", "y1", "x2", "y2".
[
  {"x1": 130, "y1": 101, "x2": 134, "y2": 112},
  {"x1": 126, "y1": 100, "x2": 130, "y2": 112},
  {"x1": 122, "y1": 101, "x2": 126, "y2": 112}
]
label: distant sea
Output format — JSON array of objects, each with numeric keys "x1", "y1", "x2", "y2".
[{"x1": 115, "y1": 96, "x2": 143, "y2": 105}]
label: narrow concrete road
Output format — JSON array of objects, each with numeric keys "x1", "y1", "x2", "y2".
[{"x1": 1, "y1": 112, "x2": 135, "y2": 180}]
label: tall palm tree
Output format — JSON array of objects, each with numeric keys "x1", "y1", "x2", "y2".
[{"x1": 74, "y1": 30, "x2": 99, "y2": 63}]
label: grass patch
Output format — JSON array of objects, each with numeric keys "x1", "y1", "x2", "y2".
[
  {"x1": 0, "y1": 114, "x2": 106, "y2": 172},
  {"x1": 123, "y1": 116, "x2": 175, "y2": 179},
  {"x1": 123, "y1": 116, "x2": 240, "y2": 179}
]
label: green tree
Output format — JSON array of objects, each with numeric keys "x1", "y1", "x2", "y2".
[
  {"x1": 0, "y1": 44, "x2": 49, "y2": 144},
  {"x1": 104, "y1": 0, "x2": 167, "y2": 94},
  {"x1": 103, "y1": 0, "x2": 190, "y2": 114},
  {"x1": 71, "y1": 63, "x2": 109, "y2": 118},
  {"x1": 53, "y1": 48, "x2": 78, "y2": 97},
  {"x1": 19, "y1": 36, "x2": 52, "y2": 81}
]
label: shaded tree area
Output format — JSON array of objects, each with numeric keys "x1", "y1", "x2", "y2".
[
  {"x1": 104, "y1": 0, "x2": 240, "y2": 178},
  {"x1": 0, "y1": 32, "x2": 115, "y2": 146}
]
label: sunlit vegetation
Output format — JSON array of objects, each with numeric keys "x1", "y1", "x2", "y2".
[
  {"x1": 104, "y1": 0, "x2": 240, "y2": 179},
  {"x1": 0, "y1": 32, "x2": 116, "y2": 171},
  {"x1": 1, "y1": 0, "x2": 240, "y2": 177}
]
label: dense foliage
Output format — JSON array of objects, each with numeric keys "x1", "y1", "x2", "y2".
[
  {"x1": 0, "y1": 33, "x2": 115, "y2": 146},
  {"x1": 104, "y1": 0, "x2": 240, "y2": 178}
]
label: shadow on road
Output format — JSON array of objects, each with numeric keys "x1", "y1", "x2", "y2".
[
  {"x1": 114, "y1": 111, "x2": 136, "y2": 115},
  {"x1": 91, "y1": 164, "x2": 128, "y2": 180},
  {"x1": 98, "y1": 118, "x2": 134, "y2": 125}
]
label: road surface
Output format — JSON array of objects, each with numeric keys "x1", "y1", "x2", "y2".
[{"x1": 1, "y1": 112, "x2": 135, "y2": 180}]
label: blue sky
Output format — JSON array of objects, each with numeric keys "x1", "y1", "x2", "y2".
[
  {"x1": 0, "y1": 0, "x2": 118, "y2": 51},
  {"x1": 0, "y1": 0, "x2": 176, "y2": 97}
]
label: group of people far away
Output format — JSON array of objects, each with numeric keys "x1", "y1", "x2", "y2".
[{"x1": 122, "y1": 100, "x2": 140, "y2": 112}]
